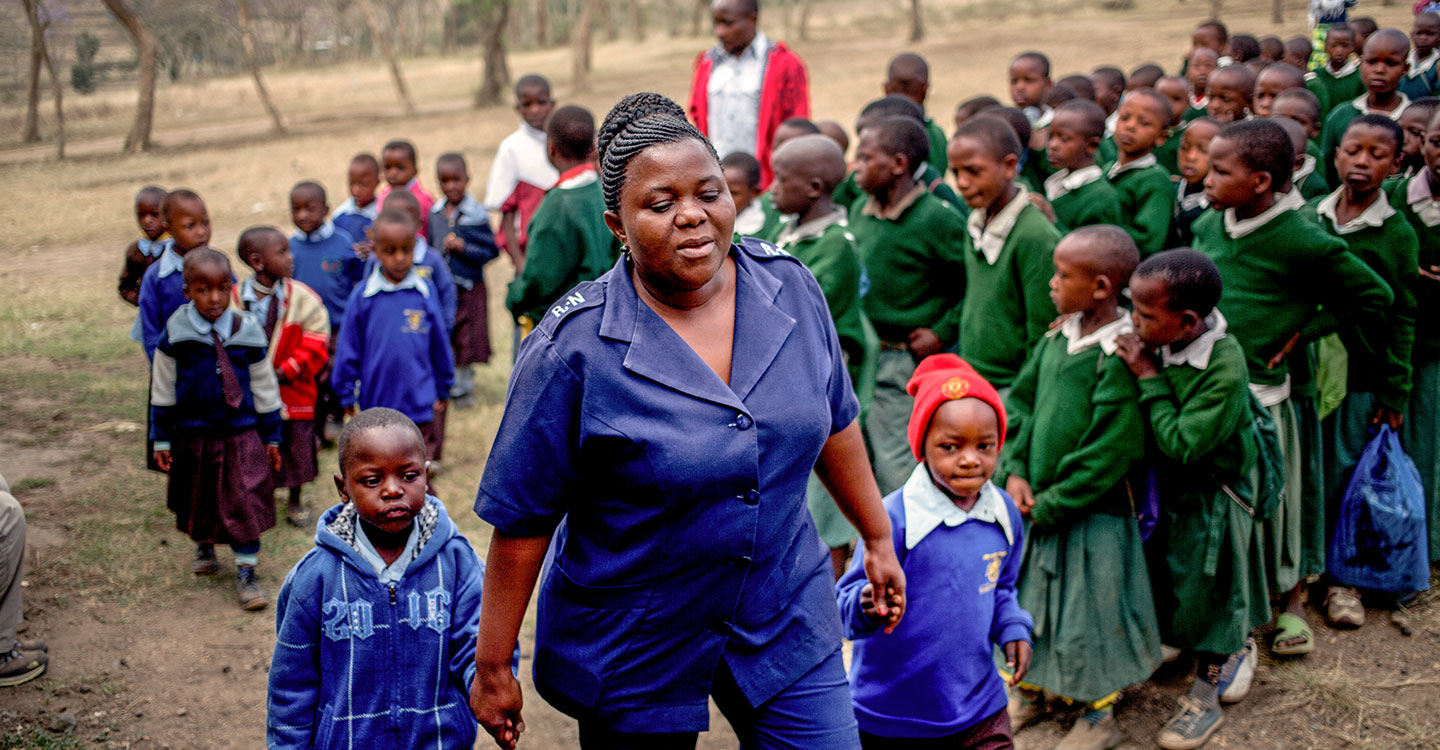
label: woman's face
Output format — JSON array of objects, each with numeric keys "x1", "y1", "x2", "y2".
[{"x1": 607, "y1": 139, "x2": 736, "y2": 294}]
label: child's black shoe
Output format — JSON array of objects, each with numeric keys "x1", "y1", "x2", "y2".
[
  {"x1": 236, "y1": 565, "x2": 268, "y2": 611},
  {"x1": 192, "y1": 544, "x2": 219, "y2": 576}
]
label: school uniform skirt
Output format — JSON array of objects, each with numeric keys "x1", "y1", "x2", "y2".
[
  {"x1": 274, "y1": 419, "x2": 318, "y2": 488},
  {"x1": 452, "y1": 280, "x2": 492, "y2": 366},
  {"x1": 1015, "y1": 511, "x2": 1162, "y2": 703},
  {"x1": 167, "y1": 428, "x2": 276, "y2": 546},
  {"x1": 1404, "y1": 357, "x2": 1440, "y2": 562}
]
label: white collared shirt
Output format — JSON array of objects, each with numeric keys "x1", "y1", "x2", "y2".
[
  {"x1": 1189, "y1": 92, "x2": 1209, "y2": 110},
  {"x1": 1292, "y1": 154, "x2": 1318, "y2": 191},
  {"x1": 1406, "y1": 172, "x2": 1440, "y2": 226},
  {"x1": 1044, "y1": 165, "x2": 1104, "y2": 201},
  {"x1": 707, "y1": 31, "x2": 771, "y2": 160},
  {"x1": 1409, "y1": 48, "x2": 1439, "y2": 78},
  {"x1": 1324, "y1": 58, "x2": 1360, "y2": 78},
  {"x1": 1107, "y1": 152, "x2": 1158, "y2": 180},
  {"x1": 1025, "y1": 104, "x2": 1054, "y2": 130},
  {"x1": 353, "y1": 518, "x2": 420, "y2": 584},
  {"x1": 483, "y1": 123, "x2": 558, "y2": 211},
  {"x1": 1223, "y1": 190, "x2": 1305, "y2": 238},
  {"x1": 901, "y1": 463, "x2": 1014, "y2": 550},
  {"x1": 413, "y1": 235, "x2": 431, "y2": 265},
  {"x1": 1349, "y1": 92, "x2": 1411, "y2": 119},
  {"x1": 1176, "y1": 180, "x2": 1209, "y2": 213},
  {"x1": 734, "y1": 201, "x2": 766, "y2": 235},
  {"x1": 155, "y1": 245, "x2": 186, "y2": 279},
  {"x1": 183, "y1": 305, "x2": 235, "y2": 340},
  {"x1": 361, "y1": 266, "x2": 431, "y2": 298},
  {"x1": 333, "y1": 197, "x2": 379, "y2": 221},
  {"x1": 775, "y1": 207, "x2": 846, "y2": 248},
  {"x1": 295, "y1": 220, "x2": 337, "y2": 244},
  {"x1": 1315, "y1": 188, "x2": 1397, "y2": 234},
  {"x1": 238, "y1": 277, "x2": 284, "y2": 325},
  {"x1": 1058, "y1": 312, "x2": 1132, "y2": 355},
  {"x1": 966, "y1": 185, "x2": 1029, "y2": 265},
  {"x1": 1161, "y1": 310, "x2": 1229, "y2": 369},
  {"x1": 1104, "y1": 110, "x2": 1119, "y2": 137}
]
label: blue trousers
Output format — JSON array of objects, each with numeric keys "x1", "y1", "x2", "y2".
[{"x1": 578, "y1": 647, "x2": 860, "y2": 750}]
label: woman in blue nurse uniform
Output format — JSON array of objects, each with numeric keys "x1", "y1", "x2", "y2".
[{"x1": 468, "y1": 92, "x2": 907, "y2": 750}]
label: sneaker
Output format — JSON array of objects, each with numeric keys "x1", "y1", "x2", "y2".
[
  {"x1": 1218, "y1": 637, "x2": 1258, "y2": 704},
  {"x1": 11, "y1": 638, "x2": 46, "y2": 653},
  {"x1": 1161, "y1": 644, "x2": 1183, "y2": 663},
  {"x1": 192, "y1": 544, "x2": 219, "y2": 576},
  {"x1": 1056, "y1": 711, "x2": 1125, "y2": 750},
  {"x1": 1007, "y1": 686, "x2": 1045, "y2": 732},
  {"x1": 1156, "y1": 695, "x2": 1224, "y2": 750},
  {"x1": 236, "y1": 566, "x2": 268, "y2": 611},
  {"x1": 0, "y1": 647, "x2": 47, "y2": 688},
  {"x1": 285, "y1": 505, "x2": 312, "y2": 528}
]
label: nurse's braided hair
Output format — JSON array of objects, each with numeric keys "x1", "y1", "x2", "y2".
[{"x1": 598, "y1": 92, "x2": 719, "y2": 213}]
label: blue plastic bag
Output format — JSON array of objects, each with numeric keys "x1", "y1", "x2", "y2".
[{"x1": 1327, "y1": 425, "x2": 1431, "y2": 593}]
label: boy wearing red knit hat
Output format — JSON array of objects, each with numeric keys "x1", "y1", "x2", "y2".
[{"x1": 837, "y1": 354, "x2": 1033, "y2": 749}]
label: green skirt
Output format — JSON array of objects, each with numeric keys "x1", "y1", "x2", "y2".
[
  {"x1": 1016, "y1": 512, "x2": 1162, "y2": 703},
  {"x1": 1294, "y1": 394, "x2": 1328, "y2": 580},
  {"x1": 1260, "y1": 398, "x2": 1306, "y2": 593},
  {"x1": 1151, "y1": 484, "x2": 1271, "y2": 655},
  {"x1": 1403, "y1": 357, "x2": 1440, "y2": 562}
]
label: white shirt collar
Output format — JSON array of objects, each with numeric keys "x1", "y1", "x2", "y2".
[
  {"x1": 1107, "y1": 152, "x2": 1158, "y2": 179},
  {"x1": 1315, "y1": 188, "x2": 1397, "y2": 234},
  {"x1": 1409, "y1": 48, "x2": 1439, "y2": 77},
  {"x1": 1160, "y1": 310, "x2": 1228, "y2": 369},
  {"x1": 1406, "y1": 172, "x2": 1440, "y2": 226},
  {"x1": 353, "y1": 516, "x2": 420, "y2": 584},
  {"x1": 138, "y1": 236, "x2": 171, "y2": 258},
  {"x1": 1176, "y1": 180, "x2": 1210, "y2": 212},
  {"x1": 1189, "y1": 92, "x2": 1209, "y2": 109},
  {"x1": 295, "y1": 220, "x2": 336, "y2": 243},
  {"x1": 718, "y1": 30, "x2": 770, "y2": 63},
  {"x1": 1350, "y1": 92, "x2": 1411, "y2": 119},
  {"x1": 412, "y1": 235, "x2": 430, "y2": 264},
  {"x1": 362, "y1": 266, "x2": 430, "y2": 298},
  {"x1": 734, "y1": 201, "x2": 767, "y2": 235},
  {"x1": 1027, "y1": 105, "x2": 1054, "y2": 129},
  {"x1": 776, "y1": 208, "x2": 846, "y2": 247},
  {"x1": 156, "y1": 245, "x2": 187, "y2": 279},
  {"x1": 1044, "y1": 165, "x2": 1104, "y2": 201},
  {"x1": 1224, "y1": 190, "x2": 1304, "y2": 238},
  {"x1": 1292, "y1": 154, "x2": 1317, "y2": 190},
  {"x1": 966, "y1": 185, "x2": 1029, "y2": 265},
  {"x1": 333, "y1": 197, "x2": 379, "y2": 220},
  {"x1": 1104, "y1": 110, "x2": 1119, "y2": 137},
  {"x1": 1326, "y1": 58, "x2": 1360, "y2": 78},
  {"x1": 239, "y1": 277, "x2": 283, "y2": 306},
  {"x1": 431, "y1": 193, "x2": 485, "y2": 217},
  {"x1": 183, "y1": 305, "x2": 235, "y2": 339},
  {"x1": 1057, "y1": 312, "x2": 1133, "y2": 355},
  {"x1": 901, "y1": 463, "x2": 1014, "y2": 549}
]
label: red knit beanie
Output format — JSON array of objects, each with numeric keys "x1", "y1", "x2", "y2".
[{"x1": 904, "y1": 354, "x2": 1007, "y2": 461}]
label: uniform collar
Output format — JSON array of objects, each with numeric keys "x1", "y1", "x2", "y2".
[
  {"x1": 860, "y1": 183, "x2": 927, "y2": 221},
  {"x1": 239, "y1": 277, "x2": 284, "y2": 305},
  {"x1": 1409, "y1": 48, "x2": 1439, "y2": 77},
  {"x1": 1027, "y1": 105, "x2": 1054, "y2": 129},
  {"x1": 1292, "y1": 154, "x2": 1317, "y2": 189},
  {"x1": 431, "y1": 193, "x2": 485, "y2": 218},
  {"x1": 1315, "y1": 188, "x2": 1397, "y2": 234},
  {"x1": 333, "y1": 197, "x2": 379, "y2": 220},
  {"x1": 776, "y1": 207, "x2": 846, "y2": 247},
  {"x1": 1160, "y1": 310, "x2": 1228, "y2": 369},
  {"x1": 1406, "y1": 172, "x2": 1440, "y2": 226},
  {"x1": 156, "y1": 245, "x2": 187, "y2": 279},
  {"x1": 1055, "y1": 312, "x2": 1132, "y2": 355},
  {"x1": 554, "y1": 163, "x2": 598, "y2": 189},
  {"x1": 138, "y1": 235, "x2": 171, "y2": 258},
  {"x1": 353, "y1": 517, "x2": 421, "y2": 584},
  {"x1": 1189, "y1": 92, "x2": 1209, "y2": 109},
  {"x1": 520, "y1": 121, "x2": 546, "y2": 143},
  {"x1": 183, "y1": 305, "x2": 235, "y2": 340},
  {"x1": 902, "y1": 463, "x2": 1013, "y2": 549},
  {"x1": 1223, "y1": 190, "x2": 1305, "y2": 238},
  {"x1": 362, "y1": 266, "x2": 430, "y2": 298},
  {"x1": 598, "y1": 245, "x2": 794, "y2": 410},
  {"x1": 1325, "y1": 58, "x2": 1360, "y2": 77},
  {"x1": 1177, "y1": 180, "x2": 1209, "y2": 212},
  {"x1": 966, "y1": 185, "x2": 1029, "y2": 265},
  {"x1": 1107, "y1": 152, "x2": 1157, "y2": 179},
  {"x1": 1350, "y1": 91, "x2": 1411, "y2": 118},
  {"x1": 413, "y1": 235, "x2": 430, "y2": 264},
  {"x1": 1044, "y1": 165, "x2": 1103, "y2": 201},
  {"x1": 715, "y1": 30, "x2": 770, "y2": 63},
  {"x1": 296, "y1": 220, "x2": 336, "y2": 243}
]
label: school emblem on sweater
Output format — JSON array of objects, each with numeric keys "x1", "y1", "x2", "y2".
[
  {"x1": 403, "y1": 309, "x2": 427, "y2": 333},
  {"x1": 417, "y1": 266, "x2": 433, "y2": 280},
  {"x1": 941, "y1": 377, "x2": 970, "y2": 400},
  {"x1": 322, "y1": 598, "x2": 375, "y2": 641},
  {"x1": 979, "y1": 550, "x2": 1006, "y2": 593}
]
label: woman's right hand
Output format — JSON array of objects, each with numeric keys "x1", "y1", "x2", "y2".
[{"x1": 471, "y1": 662, "x2": 525, "y2": 750}]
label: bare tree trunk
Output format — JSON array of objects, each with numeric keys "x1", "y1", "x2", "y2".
[
  {"x1": 235, "y1": 0, "x2": 285, "y2": 133},
  {"x1": 690, "y1": 0, "x2": 704, "y2": 36},
  {"x1": 22, "y1": 0, "x2": 43, "y2": 144},
  {"x1": 103, "y1": 0, "x2": 158, "y2": 152},
  {"x1": 442, "y1": 1, "x2": 458, "y2": 54},
  {"x1": 797, "y1": 0, "x2": 814, "y2": 41},
  {"x1": 1271, "y1": 0, "x2": 1281, "y2": 24},
  {"x1": 629, "y1": 0, "x2": 645, "y2": 41},
  {"x1": 1210, "y1": 0, "x2": 1222, "y2": 18},
  {"x1": 356, "y1": 0, "x2": 417, "y2": 115},
  {"x1": 476, "y1": 0, "x2": 511, "y2": 106},
  {"x1": 537, "y1": 0, "x2": 549, "y2": 46},
  {"x1": 572, "y1": 0, "x2": 601, "y2": 90},
  {"x1": 603, "y1": 0, "x2": 618, "y2": 41},
  {"x1": 908, "y1": 0, "x2": 922, "y2": 42}
]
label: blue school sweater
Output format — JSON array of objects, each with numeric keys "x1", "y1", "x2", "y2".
[
  {"x1": 427, "y1": 195, "x2": 500, "y2": 290},
  {"x1": 363, "y1": 237, "x2": 458, "y2": 333},
  {"x1": 137, "y1": 246, "x2": 195, "y2": 361},
  {"x1": 331, "y1": 268, "x2": 455, "y2": 424},
  {"x1": 291, "y1": 222, "x2": 363, "y2": 326},
  {"x1": 149, "y1": 305, "x2": 282, "y2": 448},
  {"x1": 331, "y1": 197, "x2": 377, "y2": 249},
  {"x1": 837, "y1": 466, "x2": 1032, "y2": 738},
  {"x1": 267, "y1": 497, "x2": 510, "y2": 750}
]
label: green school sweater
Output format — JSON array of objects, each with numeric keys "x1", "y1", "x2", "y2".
[
  {"x1": 1097, "y1": 137, "x2": 1118, "y2": 170},
  {"x1": 925, "y1": 116, "x2": 950, "y2": 176},
  {"x1": 959, "y1": 198, "x2": 1062, "y2": 388},
  {"x1": 1047, "y1": 168, "x2": 1123, "y2": 233},
  {"x1": 754, "y1": 192, "x2": 785, "y2": 242},
  {"x1": 1182, "y1": 105, "x2": 1209, "y2": 123},
  {"x1": 1310, "y1": 192, "x2": 1420, "y2": 411},
  {"x1": 1296, "y1": 159, "x2": 1330, "y2": 200},
  {"x1": 1305, "y1": 64, "x2": 1365, "y2": 119},
  {"x1": 1138, "y1": 325, "x2": 1255, "y2": 485},
  {"x1": 1108, "y1": 156, "x2": 1174, "y2": 256},
  {"x1": 1020, "y1": 149, "x2": 1056, "y2": 194},
  {"x1": 776, "y1": 213, "x2": 867, "y2": 367},
  {"x1": 1191, "y1": 203, "x2": 1393, "y2": 387},
  {"x1": 834, "y1": 171, "x2": 864, "y2": 210},
  {"x1": 1154, "y1": 127, "x2": 1182, "y2": 177},
  {"x1": 1319, "y1": 94, "x2": 1409, "y2": 187},
  {"x1": 999, "y1": 320, "x2": 1146, "y2": 529},
  {"x1": 1387, "y1": 173, "x2": 1440, "y2": 359},
  {"x1": 917, "y1": 162, "x2": 966, "y2": 214},
  {"x1": 849, "y1": 188, "x2": 968, "y2": 346},
  {"x1": 505, "y1": 176, "x2": 617, "y2": 323}
]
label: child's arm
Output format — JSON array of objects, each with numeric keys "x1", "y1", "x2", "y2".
[
  {"x1": 247, "y1": 344, "x2": 285, "y2": 465},
  {"x1": 266, "y1": 565, "x2": 323, "y2": 750},
  {"x1": 499, "y1": 211, "x2": 523, "y2": 268},
  {"x1": 1019, "y1": 230, "x2": 1062, "y2": 349},
  {"x1": 1130, "y1": 346, "x2": 1250, "y2": 464},
  {"x1": 428, "y1": 296, "x2": 456, "y2": 403},
  {"x1": 834, "y1": 530, "x2": 905, "y2": 640},
  {"x1": 989, "y1": 511, "x2": 1034, "y2": 686},
  {"x1": 149, "y1": 347, "x2": 179, "y2": 471},
  {"x1": 505, "y1": 208, "x2": 579, "y2": 322},
  {"x1": 995, "y1": 339, "x2": 1043, "y2": 490},
  {"x1": 448, "y1": 221, "x2": 500, "y2": 279},
  {"x1": 429, "y1": 260, "x2": 458, "y2": 335},
  {"x1": 446, "y1": 543, "x2": 520, "y2": 697},
  {"x1": 330, "y1": 293, "x2": 364, "y2": 414},
  {"x1": 138, "y1": 272, "x2": 164, "y2": 362},
  {"x1": 118, "y1": 241, "x2": 146, "y2": 306},
  {"x1": 1028, "y1": 357, "x2": 1146, "y2": 529},
  {"x1": 275, "y1": 289, "x2": 330, "y2": 383},
  {"x1": 1297, "y1": 234, "x2": 1394, "y2": 345}
]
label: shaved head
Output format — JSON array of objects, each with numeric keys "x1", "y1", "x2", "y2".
[
  {"x1": 1365, "y1": 28, "x2": 1411, "y2": 57},
  {"x1": 773, "y1": 134, "x2": 847, "y2": 192}
]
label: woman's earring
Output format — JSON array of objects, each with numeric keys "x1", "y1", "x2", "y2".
[{"x1": 620, "y1": 245, "x2": 631, "y2": 258}]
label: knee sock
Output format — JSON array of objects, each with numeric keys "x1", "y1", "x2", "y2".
[
  {"x1": 232, "y1": 541, "x2": 260, "y2": 569},
  {"x1": 1081, "y1": 692, "x2": 1120, "y2": 723},
  {"x1": 1190, "y1": 653, "x2": 1225, "y2": 707}
]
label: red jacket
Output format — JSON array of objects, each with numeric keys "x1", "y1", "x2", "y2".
[
  {"x1": 688, "y1": 39, "x2": 810, "y2": 189},
  {"x1": 230, "y1": 278, "x2": 330, "y2": 420}
]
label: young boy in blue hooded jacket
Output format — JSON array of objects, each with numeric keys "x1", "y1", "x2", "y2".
[{"x1": 266, "y1": 407, "x2": 510, "y2": 749}]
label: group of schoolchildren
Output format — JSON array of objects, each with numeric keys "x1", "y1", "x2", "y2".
[{"x1": 106, "y1": 11, "x2": 1440, "y2": 750}]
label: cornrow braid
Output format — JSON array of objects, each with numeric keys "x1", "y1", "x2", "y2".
[{"x1": 598, "y1": 94, "x2": 717, "y2": 213}]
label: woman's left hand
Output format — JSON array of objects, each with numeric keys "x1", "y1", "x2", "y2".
[{"x1": 861, "y1": 541, "x2": 906, "y2": 633}]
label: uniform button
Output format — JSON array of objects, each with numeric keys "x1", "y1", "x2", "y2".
[
  {"x1": 742, "y1": 489, "x2": 760, "y2": 505},
  {"x1": 733, "y1": 413, "x2": 753, "y2": 430}
]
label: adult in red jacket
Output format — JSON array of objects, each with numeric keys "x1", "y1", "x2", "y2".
[{"x1": 688, "y1": 0, "x2": 810, "y2": 189}]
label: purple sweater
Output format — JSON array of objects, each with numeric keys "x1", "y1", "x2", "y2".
[{"x1": 837, "y1": 480, "x2": 1032, "y2": 738}]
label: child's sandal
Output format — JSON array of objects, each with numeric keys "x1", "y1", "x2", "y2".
[
  {"x1": 1271, "y1": 611, "x2": 1314, "y2": 656},
  {"x1": 1324, "y1": 586, "x2": 1365, "y2": 628}
]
